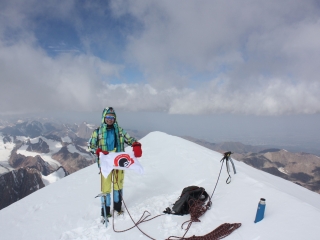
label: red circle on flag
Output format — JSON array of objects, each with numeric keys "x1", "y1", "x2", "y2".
[{"x1": 114, "y1": 154, "x2": 135, "y2": 168}]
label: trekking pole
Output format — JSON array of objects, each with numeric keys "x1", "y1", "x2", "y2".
[
  {"x1": 220, "y1": 151, "x2": 236, "y2": 184},
  {"x1": 220, "y1": 152, "x2": 230, "y2": 184},
  {"x1": 229, "y1": 156, "x2": 237, "y2": 174},
  {"x1": 207, "y1": 151, "x2": 237, "y2": 209},
  {"x1": 226, "y1": 158, "x2": 231, "y2": 184}
]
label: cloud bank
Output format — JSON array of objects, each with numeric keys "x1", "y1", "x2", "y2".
[{"x1": 1, "y1": 0, "x2": 320, "y2": 115}]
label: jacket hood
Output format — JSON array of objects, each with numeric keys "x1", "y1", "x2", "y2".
[{"x1": 101, "y1": 107, "x2": 117, "y2": 124}]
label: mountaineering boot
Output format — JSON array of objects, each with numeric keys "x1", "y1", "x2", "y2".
[
  {"x1": 114, "y1": 201, "x2": 124, "y2": 215},
  {"x1": 106, "y1": 206, "x2": 112, "y2": 217},
  {"x1": 101, "y1": 206, "x2": 112, "y2": 218},
  {"x1": 116, "y1": 210, "x2": 124, "y2": 216}
]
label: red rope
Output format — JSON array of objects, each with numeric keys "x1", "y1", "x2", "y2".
[
  {"x1": 109, "y1": 162, "x2": 241, "y2": 240},
  {"x1": 167, "y1": 198, "x2": 241, "y2": 239}
]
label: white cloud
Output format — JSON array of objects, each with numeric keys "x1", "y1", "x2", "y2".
[
  {"x1": 1, "y1": 0, "x2": 320, "y2": 116},
  {"x1": 112, "y1": 0, "x2": 320, "y2": 115},
  {"x1": 0, "y1": 39, "x2": 122, "y2": 114},
  {"x1": 167, "y1": 78, "x2": 320, "y2": 115}
]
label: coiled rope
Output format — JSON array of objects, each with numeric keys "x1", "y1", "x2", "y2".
[
  {"x1": 166, "y1": 155, "x2": 241, "y2": 240},
  {"x1": 109, "y1": 155, "x2": 241, "y2": 240}
]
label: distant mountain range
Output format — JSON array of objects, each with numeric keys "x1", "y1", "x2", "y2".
[
  {"x1": 182, "y1": 136, "x2": 320, "y2": 194},
  {"x1": 0, "y1": 117, "x2": 150, "y2": 210},
  {"x1": 0, "y1": 118, "x2": 96, "y2": 209},
  {"x1": 1, "y1": 131, "x2": 320, "y2": 240},
  {"x1": 1, "y1": 117, "x2": 319, "y2": 210}
]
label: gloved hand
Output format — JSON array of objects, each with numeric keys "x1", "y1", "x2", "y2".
[
  {"x1": 132, "y1": 142, "x2": 142, "y2": 158},
  {"x1": 96, "y1": 148, "x2": 109, "y2": 156}
]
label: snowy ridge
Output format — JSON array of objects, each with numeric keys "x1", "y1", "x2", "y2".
[
  {"x1": 14, "y1": 135, "x2": 92, "y2": 169},
  {"x1": 86, "y1": 123, "x2": 96, "y2": 129},
  {"x1": 278, "y1": 167, "x2": 288, "y2": 175},
  {"x1": 61, "y1": 136, "x2": 72, "y2": 143},
  {"x1": 0, "y1": 133, "x2": 15, "y2": 175},
  {"x1": 17, "y1": 136, "x2": 62, "y2": 168},
  {"x1": 0, "y1": 132, "x2": 319, "y2": 240},
  {"x1": 42, "y1": 167, "x2": 68, "y2": 186}
]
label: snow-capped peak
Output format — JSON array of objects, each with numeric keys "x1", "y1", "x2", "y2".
[{"x1": 0, "y1": 131, "x2": 319, "y2": 240}]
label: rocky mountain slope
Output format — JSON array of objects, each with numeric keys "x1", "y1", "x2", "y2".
[
  {"x1": 0, "y1": 117, "x2": 148, "y2": 210},
  {"x1": 1, "y1": 117, "x2": 319, "y2": 211},
  {"x1": 0, "y1": 118, "x2": 95, "y2": 209},
  {"x1": 9, "y1": 152, "x2": 54, "y2": 176},
  {"x1": 182, "y1": 136, "x2": 320, "y2": 194},
  {"x1": 51, "y1": 146, "x2": 93, "y2": 174},
  {"x1": 0, "y1": 167, "x2": 45, "y2": 210},
  {"x1": 233, "y1": 150, "x2": 320, "y2": 193}
]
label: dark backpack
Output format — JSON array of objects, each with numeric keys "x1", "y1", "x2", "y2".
[{"x1": 164, "y1": 186, "x2": 209, "y2": 215}]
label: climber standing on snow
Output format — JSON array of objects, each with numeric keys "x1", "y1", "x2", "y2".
[{"x1": 88, "y1": 107, "x2": 142, "y2": 220}]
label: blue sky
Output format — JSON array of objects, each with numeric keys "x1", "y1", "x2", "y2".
[{"x1": 1, "y1": 0, "x2": 320, "y2": 150}]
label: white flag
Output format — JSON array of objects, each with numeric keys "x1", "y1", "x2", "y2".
[{"x1": 100, "y1": 151, "x2": 144, "y2": 178}]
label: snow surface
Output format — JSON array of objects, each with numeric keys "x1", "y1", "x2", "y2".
[
  {"x1": 62, "y1": 136, "x2": 72, "y2": 143},
  {"x1": 0, "y1": 132, "x2": 319, "y2": 240},
  {"x1": 42, "y1": 168, "x2": 68, "y2": 186},
  {"x1": 278, "y1": 167, "x2": 288, "y2": 175},
  {"x1": 86, "y1": 123, "x2": 96, "y2": 129},
  {"x1": 0, "y1": 133, "x2": 15, "y2": 174}
]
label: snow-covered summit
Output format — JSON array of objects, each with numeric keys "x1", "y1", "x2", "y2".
[{"x1": 0, "y1": 131, "x2": 319, "y2": 240}]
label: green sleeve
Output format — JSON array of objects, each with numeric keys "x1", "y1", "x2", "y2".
[
  {"x1": 120, "y1": 127, "x2": 137, "y2": 146},
  {"x1": 88, "y1": 129, "x2": 99, "y2": 154}
]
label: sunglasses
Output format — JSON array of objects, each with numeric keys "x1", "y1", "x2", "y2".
[{"x1": 105, "y1": 115, "x2": 115, "y2": 120}]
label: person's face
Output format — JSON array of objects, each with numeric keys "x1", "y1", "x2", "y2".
[{"x1": 105, "y1": 114, "x2": 115, "y2": 125}]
